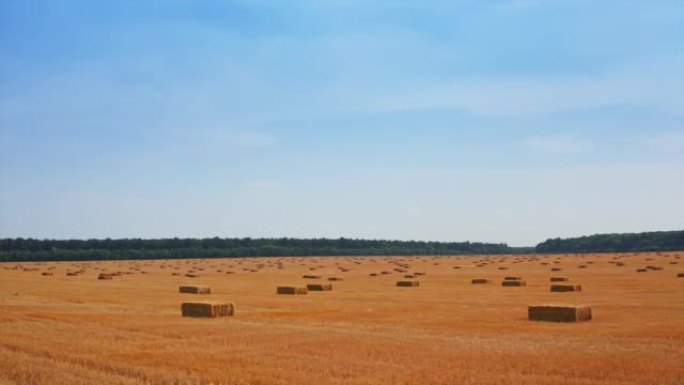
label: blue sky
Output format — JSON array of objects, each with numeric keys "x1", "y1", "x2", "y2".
[{"x1": 1, "y1": 0, "x2": 683, "y2": 246}]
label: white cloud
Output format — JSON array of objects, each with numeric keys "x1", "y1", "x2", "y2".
[{"x1": 525, "y1": 135, "x2": 591, "y2": 153}]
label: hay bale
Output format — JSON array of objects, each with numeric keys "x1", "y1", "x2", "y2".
[
  {"x1": 550, "y1": 284, "x2": 582, "y2": 292},
  {"x1": 550, "y1": 277, "x2": 568, "y2": 282},
  {"x1": 181, "y1": 302, "x2": 234, "y2": 318},
  {"x1": 677, "y1": 273, "x2": 684, "y2": 278},
  {"x1": 185, "y1": 273, "x2": 199, "y2": 278},
  {"x1": 551, "y1": 268, "x2": 562, "y2": 272},
  {"x1": 396, "y1": 280, "x2": 419, "y2": 287},
  {"x1": 98, "y1": 273, "x2": 112, "y2": 280},
  {"x1": 179, "y1": 285, "x2": 211, "y2": 294},
  {"x1": 41, "y1": 272, "x2": 53, "y2": 276},
  {"x1": 66, "y1": 272, "x2": 78, "y2": 276},
  {"x1": 471, "y1": 279, "x2": 489, "y2": 284},
  {"x1": 636, "y1": 268, "x2": 647, "y2": 273},
  {"x1": 528, "y1": 305, "x2": 592, "y2": 322},
  {"x1": 404, "y1": 274, "x2": 416, "y2": 278},
  {"x1": 502, "y1": 280, "x2": 526, "y2": 287},
  {"x1": 302, "y1": 275, "x2": 321, "y2": 279},
  {"x1": 306, "y1": 283, "x2": 332, "y2": 291},
  {"x1": 277, "y1": 286, "x2": 308, "y2": 295},
  {"x1": 503, "y1": 276, "x2": 522, "y2": 281},
  {"x1": 328, "y1": 277, "x2": 343, "y2": 281},
  {"x1": 369, "y1": 273, "x2": 378, "y2": 276}
]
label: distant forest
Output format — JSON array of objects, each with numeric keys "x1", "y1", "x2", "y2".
[
  {"x1": 535, "y1": 230, "x2": 684, "y2": 253},
  {"x1": 0, "y1": 238, "x2": 516, "y2": 262},
  {"x1": 1, "y1": 230, "x2": 682, "y2": 262}
]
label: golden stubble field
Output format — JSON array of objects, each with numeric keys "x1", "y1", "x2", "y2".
[{"x1": 1, "y1": 252, "x2": 683, "y2": 385}]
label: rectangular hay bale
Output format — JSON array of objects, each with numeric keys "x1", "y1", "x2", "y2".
[
  {"x1": 179, "y1": 285, "x2": 211, "y2": 294},
  {"x1": 306, "y1": 283, "x2": 332, "y2": 291},
  {"x1": 502, "y1": 280, "x2": 526, "y2": 287},
  {"x1": 528, "y1": 305, "x2": 592, "y2": 322},
  {"x1": 471, "y1": 278, "x2": 489, "y2": 284},
  {"x1": 550, "y1": 284, "x2": 582, "y2": 292},
  {"x1": 277, "y1": 286, "x2": 308, "y2": 295},
  {"x1": 181, "y1": 302, "x2": 234, "y2": 318},
  {"x1": 396, "y1": 280, "x2": 420, "y2": 287}
]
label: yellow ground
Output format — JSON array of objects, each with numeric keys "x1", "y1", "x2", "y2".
[{"x1": 1, "y1": 252, "x2": 683, "y2": 385}]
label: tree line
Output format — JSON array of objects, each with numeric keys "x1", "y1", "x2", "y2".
[
  {"x1": 0, "y1": 237, "x2": 516, "y2": 262},
  {"x1": 534, "y1": 230, "x2": 684, "y2": 253},
  {"x1": 2, "y1": 230, "x2": 682, "y2": 262}
]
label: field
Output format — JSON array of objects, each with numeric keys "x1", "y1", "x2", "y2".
[{"x1": 1, "y1": 252, "x2": 683, "y2": 385}]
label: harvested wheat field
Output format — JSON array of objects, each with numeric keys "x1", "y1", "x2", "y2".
[{"x1": 1, "y1": 252, "x2": 683, "y2": 385}]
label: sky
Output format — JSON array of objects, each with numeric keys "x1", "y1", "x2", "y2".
[{"x1": 1, "y1": 0, "x2": 683, "y2": 246}]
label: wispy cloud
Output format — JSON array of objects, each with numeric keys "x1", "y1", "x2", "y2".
[{"x1": 525, "y1": 135, "x2": 592, "y2": 153}]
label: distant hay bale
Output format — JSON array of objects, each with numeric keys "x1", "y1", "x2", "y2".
[
  {"x1": 498, "y1": 267, "x2": 508, "y2": 270},
  {"x1": 277, "y1": 286, "x2": 308, "y2": 295},
  {"x1": 98, "y1": 273, "x2": 113, "y2": 280},
  {"x1": 404, "y1": 274, "x2": 416, "y2": 278},
  {"x1": 647, "y1": 266, "x2": 663, "y2": 271},
  {"x1": 551, "y1": 268, "x2": 562, "y2": 272},
  {"x1": 503, "y1": 276, "x2": 522, "y2": 281},
  {"x1": 471, "y1": 279, "x2": 489, "y2": 284},
  {"x1": 302, "y1": 275, "x2": 321, "y2": 279},
  {"x1": 171, "y1": 272, "x2": 180, "y2": 276},
  {"x1": 677, "y1": 273, "x2": 684, "y2": 278},
  {"x1": 528, "y1": 305, "x2": 592, "y2": 322},
  {"x1": 369, "y1": 273, "x2": 378, "y2": 276},
  {"x1": 396, "y1": 280, "x2": 420, "y2": 287},
  {"x1": 41, "y1": 272, "x2": 53, "y2": 276},
  {"x1": 578, "y1": 265, "x2": 587, "y2": 269},
  {"x1": 179, "y1": 285, "x2": 211, "y2": 294},
  {"x1": 328, "y1": 277, "x2": 343, "y2": 281},
  {"x1": 636, "y1": 268, "x2": 647, "y2": 273},
  {"x1": 414, "y1": 272, "x2": 426, "y2": 276},
  {"x1": 181, "y1": 302, "x2": 234, "y2": 318},
  {"x1": 550, "y1": 277, "x2": 568, "y2": 282},
  {"x1": 306, "y1": 283, "x2": 332, "y2": 291},
  {"x1": 550, "y1": 284, "x2": 582, "y2": 292},
  {"x1": 453, "y1": 266, "x2": 461, "y2": 269},
  {"x1": 66, "y1": 272, "x2": 78, "y2": 276},
  {"x1": 185, "y1": 274, "x2": 199, "y2": 278},
  {"x1": 502, "y1": 280, "x2": 526, "y2": 287}
]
